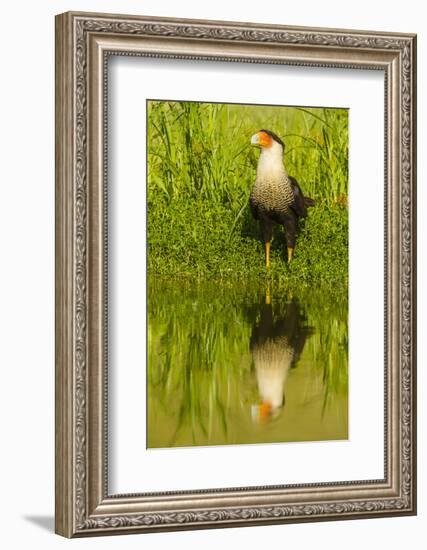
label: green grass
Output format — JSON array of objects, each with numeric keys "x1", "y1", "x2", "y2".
[
  {"x1": 148, "y1": 196, "x2": 347, "y2": 287},
  {"x1": 147, "y1": 100, "x2": 348, "y2": 287},
  {"x1": 148, "y1": 101, "x2": 348, "y2": 205}
]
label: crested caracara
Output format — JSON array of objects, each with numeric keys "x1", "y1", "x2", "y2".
[
  {"x1": 250, "y1": 129, "x2": 315, "y2": 268},
  {"x1": 250, "y1": 291, "x2": 313, "y2": 422}
]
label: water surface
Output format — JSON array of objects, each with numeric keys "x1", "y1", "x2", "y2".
[{"x1": 147, "y1": 280, "x2": 348, "y2": 448}]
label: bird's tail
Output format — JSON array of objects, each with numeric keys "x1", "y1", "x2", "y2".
[{"x1": 304, "y1": 196, "x2": 315, "y2": 208}]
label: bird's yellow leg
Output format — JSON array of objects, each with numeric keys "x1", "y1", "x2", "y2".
[
  {"x1": 265, "y1": 284, "x2": 271, "y2": 305},
  {"x1": 265, "y1": 241, "x2": 271, "y2": 269},
  {"x1": 287, "y1": 247, "x2": 294, "y2": 262}
]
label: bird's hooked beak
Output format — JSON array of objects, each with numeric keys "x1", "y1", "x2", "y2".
[
  {"x1": 251, "y1": 132, "x2": 261, "y2": 147},
  {"x1": 251, "y1": 401, "x2": 273, "y2": 422}
]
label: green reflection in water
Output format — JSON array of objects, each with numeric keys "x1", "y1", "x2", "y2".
[{"x1": 147, "y1": 279, "x2": 348, "y2": 448}]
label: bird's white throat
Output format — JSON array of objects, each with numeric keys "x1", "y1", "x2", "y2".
[{"x1": 256, "y1": 142, "x2": 288, "y2": 181}]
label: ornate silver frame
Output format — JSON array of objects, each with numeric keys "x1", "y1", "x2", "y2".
[{"x1": 55, "y1": 11, "x2": 417, "y2": 537}]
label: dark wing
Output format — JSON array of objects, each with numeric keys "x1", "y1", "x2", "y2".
[
  {"x1": 289, "y1": 176, "x2": 307, "y2": 217},
  {"x1": 278, "y1": 302, "x2": 314, "y2": 369},
  {"x1": 249, "y1": 193, "x2": 258, "y2": 220},
  {"x1": 290, "y1": 324, "x2": 314, "y2": 368},
  {"x1": 250, "y1": 302, "x2": 273, "y2": 350}
]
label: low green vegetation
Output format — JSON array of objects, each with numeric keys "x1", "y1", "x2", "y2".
[
  {"x1": 148, "y1": 197, "x2": 347, "y2": 287},
  {"x1": 147, "y1": 100, "x2": 348, "y2": 288}
]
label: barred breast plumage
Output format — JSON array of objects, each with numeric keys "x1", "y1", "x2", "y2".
[
  {"x1": 249, "y1": 297, "x2": 314, "y2": 416},
  {"x1": 250, "y1": 173, "x2": 294, "y2": 216}
]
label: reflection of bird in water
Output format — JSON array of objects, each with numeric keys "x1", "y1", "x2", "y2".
[
  {"x1": 250, "y1": 290, "x2": 313, "y2": 422},
  {"x1": 250, "y1": 129, "x2": 315, "y2": 268}
]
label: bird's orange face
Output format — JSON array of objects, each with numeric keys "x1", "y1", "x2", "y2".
[
  {"x1": 251, "y1": 130, "x2": 273, "y2": 148},
  {"x1": 258, "y1": 400, "x2": 273, "y2": 420},
  {"x1": 251, "y1": 400, "x2": 273, "y2": 423}
]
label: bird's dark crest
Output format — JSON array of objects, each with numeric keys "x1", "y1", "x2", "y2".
[{"x1": 259, "y1": 129, "x2": 284, "y2": 148}]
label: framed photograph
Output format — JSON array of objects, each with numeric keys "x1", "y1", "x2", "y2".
[{"x1": 55, "y1": 11, "x2": 417, "y2": 537}]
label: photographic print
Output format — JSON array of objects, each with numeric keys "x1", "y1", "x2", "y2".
[{"x1": 147, "y1": 100, "x2": 349, "y2": 449}]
